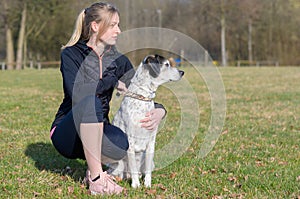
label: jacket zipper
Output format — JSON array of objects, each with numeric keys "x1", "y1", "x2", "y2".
[{"x1": 88, "y1": 45, "x2": 111, "y2": 79}]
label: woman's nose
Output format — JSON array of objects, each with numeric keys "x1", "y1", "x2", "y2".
[{"x1": 116, "y1": 26, "x2": 121, "y2": 34}]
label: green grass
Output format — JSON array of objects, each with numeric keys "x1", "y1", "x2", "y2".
[{"x1": 0, "y1": 67, "x2": 299, "y2": 198}]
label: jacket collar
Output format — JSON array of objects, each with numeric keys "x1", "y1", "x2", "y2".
[{"x1": 76, "y1": 40, "x2": 115, "y2": 54}]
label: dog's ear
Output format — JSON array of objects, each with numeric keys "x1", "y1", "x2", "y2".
[
  {"x1": 154, "y1": 54, "x2": 165, "y2": 64},
  {"x1": 143, "y1": 55, "x2": 161, "y2": 78}
]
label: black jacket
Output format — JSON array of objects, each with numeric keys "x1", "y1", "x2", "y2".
[{"x1": 51, "y1": 40, "x2": 164, "y2": 130}]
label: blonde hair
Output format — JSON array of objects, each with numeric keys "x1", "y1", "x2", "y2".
[{"x1": 62, "y1": 2, "x2": 119, "y2": 49}]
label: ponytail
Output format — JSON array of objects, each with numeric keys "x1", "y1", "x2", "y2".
[{"x1": 61, "y1": 9, "x2": 85, "y2": 49}]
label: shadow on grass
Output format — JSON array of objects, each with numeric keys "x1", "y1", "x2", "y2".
[{"x1": 25, "y1": 142, "x2": 86, "y2": 182}]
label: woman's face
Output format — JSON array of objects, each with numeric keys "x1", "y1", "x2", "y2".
[{"x1": 100, "y1": 13, "x2": 121, "y2": 45}]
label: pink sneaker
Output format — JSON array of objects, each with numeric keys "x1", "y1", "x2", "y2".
[{"x1": 88, "y1": 171, "x2": 123, "y2": 195}]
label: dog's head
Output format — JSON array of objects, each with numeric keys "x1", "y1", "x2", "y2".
[{"x1": 142, "y1": 54, "x2": 184, "y2": 85}]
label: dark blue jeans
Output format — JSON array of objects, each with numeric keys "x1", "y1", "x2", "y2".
[{"x1": 51, "y1": 95, "x2": 129, "y2": 161}]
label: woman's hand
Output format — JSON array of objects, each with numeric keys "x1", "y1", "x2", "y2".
[
  {"x1": 116, "y1": 80, "x2": 127, "y2": 94},
  {"x1": 140, "y1": 108, "x2": 166, "y2": 130}
]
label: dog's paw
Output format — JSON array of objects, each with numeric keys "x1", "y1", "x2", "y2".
[
  {"x1": 144, "y1": 174, "x2": 152, "y2": 188},
  {"x1": 131, "y1": 180, "x2": 141, "y2": 188}
]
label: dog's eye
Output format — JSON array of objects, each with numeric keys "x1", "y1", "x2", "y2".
[{"x1": 165, "y1": 63, "x2": 170, "y2": 67}]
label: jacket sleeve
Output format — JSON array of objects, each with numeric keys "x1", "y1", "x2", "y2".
[
  {"x1": 60, "y1": 49, "x2": 80, "y2": 99},
  {"x1": 115, "y1": 55, "x2": 135, "y2": 87}
]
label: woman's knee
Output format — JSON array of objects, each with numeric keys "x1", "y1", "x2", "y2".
[{"x1": 102, "y1": 125, "x2": 129, "y2": 160}]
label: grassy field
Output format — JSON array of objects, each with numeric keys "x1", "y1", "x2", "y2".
[{"x1": 0, "y1": 66, "x2": 299, "y2": 198}]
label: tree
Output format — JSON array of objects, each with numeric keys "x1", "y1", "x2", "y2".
[
  {"x1": 220, "y1": 0, "x2": 227, "y2": 66},
  {"x1": 16, "y1": 3, "x2": 26, "y2": 70},
  {"x1": 2, "y1": 0, "x2": 17, "y2": 70},
  {"x1": 236, "y1": 0, "x2": 262, "y2": 64}
]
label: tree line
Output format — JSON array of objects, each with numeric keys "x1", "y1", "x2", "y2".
[{"x1": 0, "y1": 0, "x2": 299, "y2": 69}]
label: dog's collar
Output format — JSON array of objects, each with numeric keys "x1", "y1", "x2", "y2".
[{"x1": 124, "y1": 91, "x2": 153, "y2": 102}]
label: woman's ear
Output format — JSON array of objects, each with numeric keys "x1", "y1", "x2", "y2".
[{"x1": 91, "y1": 21, "x2": 99, "y2": 32}]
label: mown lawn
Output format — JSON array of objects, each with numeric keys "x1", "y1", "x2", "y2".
[{"x1": 0, "y1": 66, "x2": 299, "y2": 198}]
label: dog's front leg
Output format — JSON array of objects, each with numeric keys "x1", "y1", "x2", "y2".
[
  {"x1": 127, "y1": 147, "x2": 140, "y2": 188},
  {"x1": 144, "y1": 134, "x2": 156, "y2": 188}
]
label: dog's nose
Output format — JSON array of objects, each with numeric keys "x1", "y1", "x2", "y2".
[{"x1": 179, "y1": 70, "x2": 184, "y2": 77}]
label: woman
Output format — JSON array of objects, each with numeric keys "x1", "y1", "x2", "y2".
[{"x1": 50, "y1": 2, "x2": 166, "y2": 195}]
